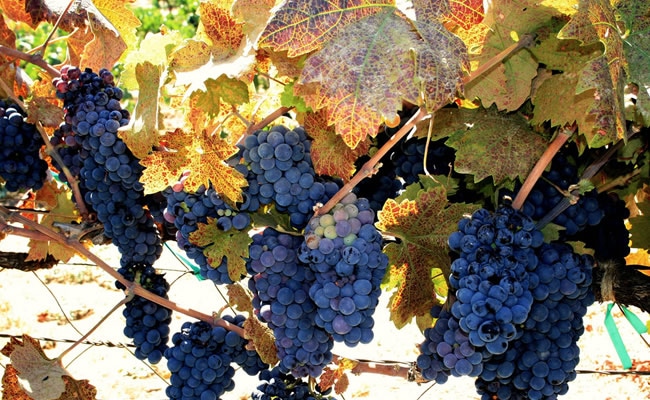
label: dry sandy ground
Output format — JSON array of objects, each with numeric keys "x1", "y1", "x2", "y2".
[{"x1": 0, "y1": 235, "x2": 649, "y2": 400}]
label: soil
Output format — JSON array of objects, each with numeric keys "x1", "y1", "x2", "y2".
[{"x1": 0, "y1": 235, "x2": 649, "y2": 400}]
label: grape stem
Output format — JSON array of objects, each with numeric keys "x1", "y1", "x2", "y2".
[
  {"x1": 511, "y1": 124, "x2": 576, "y2": 210},
  {"x1": 0, "y1": 205, "x2": 245, "y2": 337},
  {"x1": 0, "y1": 45, "x2": 61, "y2": 78},
  {"x1": 244, "y1": 105, "x2": 294, "y2": 137}
]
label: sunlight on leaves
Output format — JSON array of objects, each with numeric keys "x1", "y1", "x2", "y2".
[
  {"x1": 243, "y1": 317, "x2": 279, "y2": 365},
  {"x1": 190, "y1": 218, "x2": 250, "y2": 281}
]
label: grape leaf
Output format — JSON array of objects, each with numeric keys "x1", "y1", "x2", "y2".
[
  {"x1": 232, "y1": 0, "x2": 276, "y2": 36},
  {"x1": 2, "y1": 365, "x2": 32, "y2": 400},
  {"x1": 1, "y1": 335, "x2": 96, "y2": 400},
  {"x1": 281, "y1": 80, "x2": 311, "y2": 113},
  {"x1": 140, "y1": 129, "x2": 247, "y2": 204},
  {"x1": 25, "y1": 95, "x2": 63, "y2": 128},
  {"x1": 319, "y1": 358, "x2": 357, "y2": 393},
  {"x1": 0, "y1": 0, "x2": 35, "y2": 27},
  {"x1": 121, "y1": 30, "x2": 183, "y2": 90},
  {"x1": 93, "y1": 0, "x2": 141, "y2": 54},
  {"x1": 530, "y1": 72, "x2": 594, "y2": 128},
  {"x1": 189, "y1": 217, "x2": 251, "y2": 282},
  {"x1": 258, "y1": 0, "x2": 394, "y2": 57},
  {"x1": 226, "y1": 283, "x2": 254, "y2": 314},
  {"x1": 629, "y1": 201, "x2": 650, "y2": 250},
  {"x1": 558, "y1": 0, "x2": 627, "y2": 145},
  {"x1": 442, "y1": 107, "x2": 547, "y2": 184},
  {"x1": 243, "y1": 317, "x2": 279, "y2": 365},
  {"x1": 412, "y1": 0, "x2": 450, "y2": 21},
  {"x1": 0, "y1": 14, "x2": 16, "y2": 99},
  {"x1": 616, "y1": 0, "x2": 650, "y2": 125},
  {"x1": 444, "y1": 0, "x2": 484, "y2": 30},
  {"x1": 198, "y1": 0, "x2": 244, "y2": 56},
  {"x1": 26, "y1": 189, "x2": 80, "y2": 263},
  {"x1": 191, "y1": 75, "x2": 250, "y2": 118},
  {"x1": 122, "y1": 62, "x2": 162, "y2": 160},
  {"x1": 301, "y1": 110, "x2": 370, "y2": 181},
  {"x1": 296, "y1": 8, "x2": 469, "y2": 148},
  {"x1": 377, "y1": 183, "x2": 479, "y2": 328}
]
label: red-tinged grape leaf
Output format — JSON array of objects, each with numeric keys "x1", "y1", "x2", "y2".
[
  {"x1": 530, "y1": 72, "x2": 594, "y2": 128},
  {"x1": 0, "y1": 0, "x2": 35, "y2": 27},
  {"x1": 334, "y1": 372, "x2": 350, "y2": 395},
  {"x1": 27, "y1": 190, "x2": 80, "y2": 263},
  {"x1": 198, "y1": 1, "x2": 244, "y2": 57},
  {"x1": 616, "y1": 0, "x2": 650, "y2": 125},
  {"x1": 2, "y1": 364, "x2": 33, "y2": 400},
  {"x1": 444, "y1": 0, "x2": 484, "y2": 30},
  {"x1": 121, "y1": 30, "x2": 183, "y2": 90},
  {"x1": 558, "y1": 0, "x2": 627, "y2": 144},
  {"x1": 191, "y1": 75, "x2": 250, "y2": 118},
  {"x1": 33, "y1": 181, "x2": 60, "y2": 210},
  {"x1": 629, "y1": 201, "x2": 650, "y2": 250},
  {"x1": 122, "y1": 62, "x2": 163, "y2": 160},
  {"x1": 296, "y1": 8, "x2": 468, "y2": 148},
  {"x1": 319, "y1": 358, "x2": 357, "y2": 392},
  {"x1": 25, "y1": 95, "x2": 63, "y2": 128},
  {"x1": 226, "y1": 283, "x2": 253, "y2": 314},
  {"x1": 140, "y1": 129, "x2": 192, "y2": 194},
  {"x1": 377, "y1": 185, "x2": 479, "y2": 328},
  {"x1": 78, "y1": 22, "x2": 127, "y2": 72},
  {"x1": 302, "y1": 110, "x2": 370, "y2": 181},
  {"x1": 189, "y1": 217, "x2": 251, "y2": 281},
  {"x1": 258, "y1": 0, "x2": 394, "y2": 57},
  {"x1": 442, "y1": 107, "x2": 546, "y2": 184},
  {"x1": 0, "y1": 14, "x2": 16, "y2": 98},
  {"x1": 412, "y1": 0, "x2": 451, "y2": 20},
  {"x1": 243, "y1": 317, "x2": 279, "y2": 365},
  {"x1": 0, "y1": 335, "x2": 97, "y2": 400}
]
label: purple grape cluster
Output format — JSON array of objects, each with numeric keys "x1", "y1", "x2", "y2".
[
  {"x1": 237, "y1": 125, "x2": 339, "y2": 229},
  {"x1": 220, "y1": 314, "x2": 269, "y2": 376},
  {"x1": 251, "y1": 366, "x2": 338, "y2": 400},
  {"x1": 0, "y1": 100, "x2": 48, "y2": 192},
  {"x1": 298, "y1": 193, "x2": 388, "y2": 346},
  {"x1": 391, "y1": 136, "x2": 456, "y2": 186},
  {"x1": 247, "y1": 227, "x2": 333, "y2": 378},
  {"x1": 52, "y1": 66, "x2": 162, "y2": 267},
  {"x1": 163, "y1": 183, "x2": 250, "y2": 284},
  {"x1": 115, "y1": 263, "x2": 172, "y2": 364}
]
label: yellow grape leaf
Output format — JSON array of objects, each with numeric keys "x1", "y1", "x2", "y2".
[
  {"x1": 296, "y1": 8, "x2": 468, "y2": 148},
  {"x1": 189, "y1": 217, "x2": 251, "y2": 281},
  {"x1": 0, "y1": 14, "x2": 16, "y2": 98},
  {"x1": 302, "y1": 110, "x2": 370, "y2": 181},
  {"x1": 258, "y1": 0, "x2": 394, "y2": 57},
  {"x1": 191, "y1": 74, "x2": 250, "y2": 118},
  {"x1": 444, "y1": 0, "x2": 484, "y2": 30},
  {"x1": 140, "y1": 129, "x2": 247, "y2": 204},
  {"x1": 232, "y1": 0, "x2": 276, "y2": 37},
  {"x1": 123, "y1": 61, "x2": 163, "y2": 160},
  {"x1": 243, "y1": 317, "x2": 279, "y2": 366},
  {"x1": 198, "y1": 1, "x2": 244, "y2": 56},
  {"x1": 93, "y1": 0, "x2": 141, "y2": 55},
  {"x1": 169, "y1": 39, "x2": 213, "y2": 72},
  {"x1": 558, "y1": 0, "x2": 627, "y2": 145},
  {"x1": 226, "y1": 283, "x2": 254, "y2": 314},
  {"x1": 80, "y1": 23, "x2": 127, "y2": 71},
  {"x1": 26, "y1": 189, "x2": 80, "y2": 263},
  {"x1": 377, "y1": 184, "x2": 479, "y2": 328},
  {"x1": 33, "y1": 180, "x2": 60, "y2": 210},
  {"x1": 121, "y1": 30, "x2": 184, "y2": 90},
  {"x1": 0, "y1": 0, "x2": 35, "y2": 27},
  {"x1": 1, "y1": 335, "x2": 96, "y2": 400}
]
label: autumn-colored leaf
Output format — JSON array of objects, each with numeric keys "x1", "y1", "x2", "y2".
[
  {"x1": 140, "y1": 129, "x2": 247, "y2": 204},
  {"x1": 33, "y1": 180, "x2": 60, "y2": 210},
  {"x1": 232, "y1": 0, "x2": 276, "y2": 37},
  {"x1": 243, "y1": 317, "x2": 279, "y2": 366},
  {"x1": 0, "y1": 0, "x2": 35, "y2": 27},
  {"x1": 1, "y1": 335, "x2": 96, "y2": 400},
  {"x1": 442, "y1": 107, "x2": 547, "y2": 184},
  {"x1": 226, "y1": 283, "x2": 254, "y2": 314},
  {"x1": 25, "y1": 96, "x2": 64, "y2": 128},
  {"x1": 192, "y1": 75, "x2": 250, "y2": 118},
  {"x1": 0, "y1": 14, "x2": 17, "y2": 99},
  {"x1": 334, "y1": 372, "x2": 350, "y2": 394},
  {"x1": 93, "y1": 0, "x2": 141, "y2": 54},
  {"x1": 530, "y1": 72, "x2": 594, "y2": 129},
  {"x1": 302, "y1": 110, "x2": 369, "y2": 181},
  {"x1": 444, "y1": 0, "x2": 484, "y2": 30},
  {"x1": 121, "y1": 30, "x2": 183, "y2": 90},
  {"x1": 2, "y1": 365, "x2": 34, "y2": 400},
  {"x1": 629, "y1": 201, "x2": 650, "y2": 250},
  {"x1": 319, "y1": 358, "x2": 358, "y2": 392},
  {"x1": 189, "y1": 217, "x2": 251, "y2": 281},
  {"x1": 412, "y1": 0, "x2": 451, "y2": 21},
  {"x1": 296, "y1": 8, "x2": 468, "y2": 148},
  {"x1": 259, "y1": 0, "x2": 394, "y2": 57},
  {"x1": 377, "y1": 182, "x2": 479, "y2": 328},
  {"x1": 198, "y1": 1, "x2": 244, "y2": 55}
]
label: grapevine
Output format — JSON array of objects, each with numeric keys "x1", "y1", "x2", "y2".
[{"x1": 0, "y1": 1, "x2": 650, "y2": 400}]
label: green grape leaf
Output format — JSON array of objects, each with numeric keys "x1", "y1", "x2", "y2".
[
  {"x1": 302, "y1": 110, "x2": 370, "y2": 181},
  {"x1": 258, "y1": 0, "x2": 394, "y2": 57},
  {"x1": 189, "y1": 217, "x2": 251, "y2": 282},
  {"x1": 243, "y1": 317, "x2": 279, "y2": 366},
  {"x1": 281, "y1": 80, "x2": 311, "y2": 113},
  {"x1": 441, "y1": 107, "x2": 546, "y2": 184},
  {"x1": 192, "y1": 75, "x2": 250, "y2": 118},
  {"x1": 629, "y1": 201, "x2": 650, "y2": 250},
  {"x1": 616, "y1": 0, "x2": 650, "y2": 125},
  {"x1": 122, "y1": 61, "x2": 163, "y2": 160},
  {"x1": 558, "y1": 0, "x2": 627, "y2": 145},
  {"x1": 377, "y1": 185, "x2": 479, "y2": 328},
  {"x1": 226, "y1": 283, "x2": 254, "y2": 314},
  {"x1": 530, "y1": 72, "x2": 594, "y2": 128},
  {"x1": 296, "y1": 8, "x2": 469, "y2": 148}
]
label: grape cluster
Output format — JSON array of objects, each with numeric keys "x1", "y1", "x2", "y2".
[
  {"x1": 247, "y1": 227, "x2": 334, "y2": 378},
  {"x1": 251, "y1": 367, "x2": 338, "y2": 400},
  {"x1": 475, "y1": 242, "x2": 594, "y2": 399},
  {"x1": 238, "y1": 125, "x2": 339, "y2": 229},
  {"x1": 163, "y1": 183, "x2": 250, "y2": 284},
  {"x1": 0, "y1": 100, "x2": 48, "y2": 192},
  {"x1": 164, "y1": 320, "x2": 237, "y2": 400},
  {"x1": 115, "y1": 263, "x2": 172, "y2": 364},
  {"x1": 447, "y1": 206, "x2": 544, "y2": 356},
  {"x1": 391, "y1": 137, "x2": 456, "y2": 186},
  {"x1": 52, "y1": 66, "x2": 162, "y2": 267},
  {"x1": 352, "y1": 154, "x2": 402, "y2": 214},
  {"x1": 520, "y1": 145, "x2": 604, "y2": 235},
  {"x1": 220, "y1": 314, "x2": 269, "y2": 376},
  {"x1": 299, "y1": 193, "x2": 388, "y2": 346}
]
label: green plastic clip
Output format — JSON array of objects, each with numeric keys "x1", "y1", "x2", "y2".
[
  {"x1": 164, "y1": 242, "x2": 204, "y2": 281},
  {"x1": 604, "y1": 302, "x2": 648, "y2": 369}
]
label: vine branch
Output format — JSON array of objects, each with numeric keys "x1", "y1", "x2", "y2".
[{"x1": 0, "y1": 45, "x2": 60, "y2": 78}]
